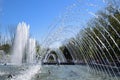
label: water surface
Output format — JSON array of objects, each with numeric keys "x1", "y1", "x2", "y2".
[{"x1": 0, "y1": 65, "x2": 119, "y2": 80}]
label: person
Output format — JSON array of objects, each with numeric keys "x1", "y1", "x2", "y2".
[{"x1": 8, "y1": 74, "x2": 13, "y2": 78}]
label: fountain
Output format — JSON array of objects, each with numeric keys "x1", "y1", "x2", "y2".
[
  {"x1": 10, "y1": 22, "x2": 37, "y2": 65},
  {"x1": 41, "y1": 0, "x2": 120, "y2": 79},
  {"x1": 0, "y1": 0, "x2": 120, "y2": 80},
  {"x1": 11, "y1": 22, "x2": 29, "y2": 65},
  {"x1": 26, "y1": 38, "x2": 36, "y2": 64}
]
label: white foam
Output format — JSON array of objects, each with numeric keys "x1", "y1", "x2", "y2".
[{"x1": 11, "y1": 65, "x2": 41, "y2": 80}]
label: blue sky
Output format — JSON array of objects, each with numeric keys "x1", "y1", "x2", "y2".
[
  {"x1": 1, "y1": 0, "x2": 75, "y2": 40},
  {"x1": 1, "y1": 0, "x2": 106, "y2": 42}
]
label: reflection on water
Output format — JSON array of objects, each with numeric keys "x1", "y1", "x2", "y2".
[{"x1": 0, "y1": 65, "x2": 119, "y2": 80}]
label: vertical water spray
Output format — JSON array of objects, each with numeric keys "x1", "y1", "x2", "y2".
[
  {"x1": 27, "y1": 38, "x2": 36, "y2": 64},
  {"x1": 11, "y1": 22, "x2": 29, "y2": 65}
]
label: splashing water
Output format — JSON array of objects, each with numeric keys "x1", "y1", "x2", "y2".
[
  {"x1": 1, "y1": 0, "x2": 120, "y2": 80},
  {"x1": 11, "y1": 65, "x2": 41, "y2": 80}
]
